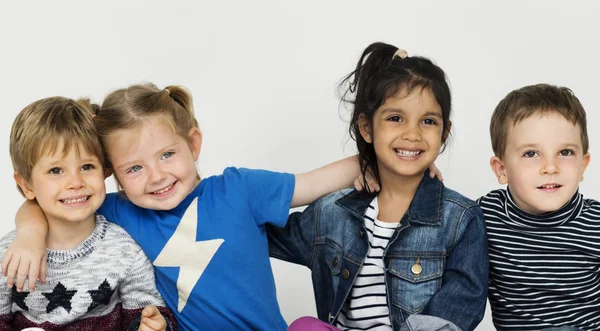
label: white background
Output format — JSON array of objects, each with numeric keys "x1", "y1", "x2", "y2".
[{"x1": 2, "y1": 1, "x2": 600, "y2": 330}]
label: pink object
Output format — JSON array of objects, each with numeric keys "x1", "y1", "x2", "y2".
[{"x1": 287, "y1": 316, "x2": 342, "y2": 331}]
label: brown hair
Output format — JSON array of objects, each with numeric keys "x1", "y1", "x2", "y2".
[
  {"x1": 490, "y1": 83, "x2": 588, "y2": 158},
  {"x1": 10, "y1": 97, "x2": 104, "y2": 196}
]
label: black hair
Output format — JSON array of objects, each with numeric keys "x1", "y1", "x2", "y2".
[{"x1": 341, "y1": 42, "x2": 452, "y2": 194}]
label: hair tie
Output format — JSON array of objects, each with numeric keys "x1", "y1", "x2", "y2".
[
  {"x1": 164, "y1": 88, "x2": 170, "y2": 95},
  {"x1": 393, "y1": 49, "x2": 409, "y2": 59}
]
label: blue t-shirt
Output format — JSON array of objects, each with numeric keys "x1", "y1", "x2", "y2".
[{"x1": 98, "y1": 167, "x2": 295, "y2": 331}]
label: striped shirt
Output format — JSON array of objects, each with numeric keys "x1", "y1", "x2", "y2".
[
  {"x1": 479, "y1": 189, "x2": 600, "y2": 330},
  {"x1": 336, "y1": 197, "x2": 394, "y2": 331}
]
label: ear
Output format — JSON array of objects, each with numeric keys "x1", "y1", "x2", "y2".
[
  {"x1": 442, "y1": 120, "x2": 452, "y2": 143},
  {"x1": 580, "y1": 153, "x2": 591, "y2": 181},
  {"x1": 358, "y1": 114, "x2": 372, "y2": 143},
  {"x1": 188, "y1": 127, "x2": 203, "y2": 161},
  {"x1": 490, "y1": 156, "x2": 508, "y2": 185},
  {"x1": 14, "y1": 172, "x2": 36, "y2": 200}
]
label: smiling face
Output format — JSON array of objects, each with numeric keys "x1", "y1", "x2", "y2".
[
  {"x1": 359, "y1": 87, "x2": 449, "y2": 184},
  {"x1": 105, "y1": 114, "x2": 202, "y2": 211},
  {"x1": 16, "y1": 142, "x2": 106, "y2": 228},
  {"x1": 491, "y1": 111, "x2": 590, "y2": 215}
]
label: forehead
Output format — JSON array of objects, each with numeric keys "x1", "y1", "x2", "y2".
[
  {"x1": 36, "y1": 139, "x2": 98, "y2": 163},
  {"x1": 507, "y1": 112, "x2": 582, "y2": 146},
  {"x1": 105, "y1": 116, "x2": 180, "y2": 160},
  {"x1": 378, "y1": 87, "x2": 442, "y2": 115}
]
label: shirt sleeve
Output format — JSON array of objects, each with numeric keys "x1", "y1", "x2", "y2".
[
  {"x1": 119, "y1": 244, "x2": 176, "y2": 329},
  {"x1": 0, "y1": 235, "x2": 15, "y2": 330},
  {"x1": 225, "y1": 167, "x2": 295, "y2": 228}
]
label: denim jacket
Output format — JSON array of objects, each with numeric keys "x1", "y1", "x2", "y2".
[{"x1": 268, "y1": 174, "x2": 488, "y2": 331}]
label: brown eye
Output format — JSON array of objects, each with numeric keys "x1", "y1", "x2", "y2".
[
  {"x1": 49, "y1": 167, "x2": 63, "y2": 175},
  {"x1": 559, "y1": 149, "x2": 574, "y2": 156}
]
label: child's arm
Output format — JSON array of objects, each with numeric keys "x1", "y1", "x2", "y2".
[
  {"x1": 121, "y1": 246, "x2": 176, "y2": 331},
  {"x1": 292, "y1": 156, "x2": 360, "y2": 207},
  {"x1": 1, "y1": 200, "x2": 48, "y2": 293},
  {"x1": 409, "y1": 206, "x2": 488, "y2": 331}
]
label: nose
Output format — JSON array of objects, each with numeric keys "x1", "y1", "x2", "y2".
[
  {"x1": 401, "y1": 123, "x2": 422, "y2": 142},
  {"x1": 149, "y1": 166, "x2": 167, "y2": 183},
  {"x1": 541, "y1": 156, "x2": 560, "y2": 175},
  {"x1": 66, "y1": 171, "x2": 85, "y2": 190}
]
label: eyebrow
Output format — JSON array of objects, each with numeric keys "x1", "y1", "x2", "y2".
[
  {"x1": 380, "y1": 108, "x2": 443, "y2": 118},
  {"x1": 515, "y1": 143, "x2": 582, "y2": 150}
]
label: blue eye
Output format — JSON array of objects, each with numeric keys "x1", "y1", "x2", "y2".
[
  {"x1": 81, "y1": 164, "x2": 95, "y2": 171},
  {"x1": 49, "y1": 167, "x2": 63, "y2": 175},
  {"x1": 559, "y1": 149, "x2": 574, "y2": 156},
  {"x1": 161, "y1": 152, "x2": 174, "y2": 160},
  {"x1": 523, "y1": 151, "x2": 538, "y2": 158},
  {"x1": 128, "y1": 165, "x2": 142, "y2": 173}
]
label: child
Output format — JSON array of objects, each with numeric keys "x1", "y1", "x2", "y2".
[
  {"x1": 479, "y1": 84, "x2": 600, "y2": 330},
  {"x1": 0, "y1": 97, "x2": 175, "y2": 330},
  {"x1": 2, "y1": 84, "x2": 363, "y2": 330},
  {"x1": 268, "y1": 42, "x2": 489, "y2": 331}
]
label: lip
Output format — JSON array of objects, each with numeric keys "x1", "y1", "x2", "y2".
[
  {"x1": 537, "y1": 183, "x2": 562, "y2": 193},
  {"x1": 149, "y1": 180, "x2": 177, "y2": 198},
  {"x1": 59, "y1": 195, "x2": 92, "y2": 207}
]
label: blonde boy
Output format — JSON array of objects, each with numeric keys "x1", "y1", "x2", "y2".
[
  {"x1": 479, "y1": 84, "x2": 599, "y2": 330},
  {"x1": 0, "y1": 97, "x2": 175, "y2": 330}
]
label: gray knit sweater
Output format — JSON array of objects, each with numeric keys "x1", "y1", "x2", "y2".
[{"x1": 0, "y1": 214, "x2": 175, "y2": 330}]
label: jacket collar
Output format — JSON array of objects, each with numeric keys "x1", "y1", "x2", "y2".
[{"x1": 335, "y1": 171, "x2": 443, "y2": 224}]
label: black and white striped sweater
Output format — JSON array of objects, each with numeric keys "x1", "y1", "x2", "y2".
[{"x1": 479, "y1": 189, "x2": 600, "y2": 331}]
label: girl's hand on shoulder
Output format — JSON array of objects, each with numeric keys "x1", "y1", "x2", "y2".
[
  {"x1": 428, "y1": 163, "x2": 444, "y2": 181},
  {"x1": 353, "y1": 171, "x2": 380, "y2": 193},
  {"x1": 1, "y1": 232, "x2": 47, "y2": 292},
  {"x1": 138, "y1": 305, "x2": 167, "y2": 331}
]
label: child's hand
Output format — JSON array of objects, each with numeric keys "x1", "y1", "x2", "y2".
[
  {"x1": 353, "y1": 171, "x2": 380, "y2": 193},
  {"x1": 428, "y1": 163, "x2": 444, "y2": 181},
  {"x1": 1, "y1": 232, "x2": 47, "y2": 292},
  {"x1": 138, "y1": 305, "x2": 167, "y2": 331}
]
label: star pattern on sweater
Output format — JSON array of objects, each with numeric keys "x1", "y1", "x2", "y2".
[
  {"x1": 87, "y1": 279, "x2": 115, "y2": 312},
  {"x1": 12, "y1": 287, "x2": 29, "y2": 311},
  {"x1": 43, "y1": 282, "x2": 77, "y2": 313}
]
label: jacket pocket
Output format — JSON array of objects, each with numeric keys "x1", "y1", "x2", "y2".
[
  {"x1": 324, "y1": 243, "x2": 342, "y2": 275},
  {"x1": 387, "y1": 255, "x2": 444, "y2": 314}
]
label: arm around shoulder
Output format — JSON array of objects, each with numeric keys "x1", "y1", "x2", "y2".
[{"x1": 268, "y1": 195, "x2": 327, "y2": 267}]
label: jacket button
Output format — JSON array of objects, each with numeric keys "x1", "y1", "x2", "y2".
[
  {"x1": 332, "y1": 256, "x2": 339, "y2": 267},
  {"x1": 359, "y1": 230, "x2": 364, "y2": 237},
  {"x1": 328, "y1": 312, "x2": 333, "y2": 321},
  {"x1": 411, "y1": 258, "x2": 422, "y2": 276},
  {"x1": 342, "y1": 269, "x2": 351, "y2": 279}
]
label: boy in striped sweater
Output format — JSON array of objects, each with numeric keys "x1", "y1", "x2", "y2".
[
  {"x1": 479, "y1": 84, "x2": 599, "y2": 331},
  {"x1": 0, "y1": 97, "x2": 176, "y2": 331}
]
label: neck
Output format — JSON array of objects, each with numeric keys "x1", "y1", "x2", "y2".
[
  {"x1": 46, "y1": 214, "x2": 97, "y2": 250},
  {"x1": 376, "y1": 169, "x2": 423, "y2": 223}
]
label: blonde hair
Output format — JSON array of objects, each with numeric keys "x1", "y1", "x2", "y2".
[
  {"x1": 10, "y1": 97, "x2": 104, "y2": 196},
  {"x1": 95, "y1": 83, "x2": 198, "y2": 156}
]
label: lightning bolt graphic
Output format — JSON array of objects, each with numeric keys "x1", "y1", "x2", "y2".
[{"x1": 153, "y1": 197, "x2": 224, "y2": 313}]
